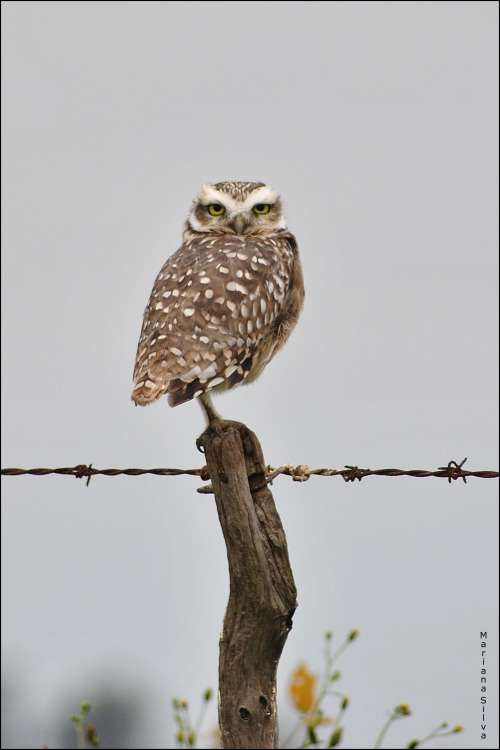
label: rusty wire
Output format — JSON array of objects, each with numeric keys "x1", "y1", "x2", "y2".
[
  {"x1": 256, "y1": 458, "x2": 498, "y2": 486},
  {"x1": 1, "y1": 458, "x2": 498, "y2": 490}
]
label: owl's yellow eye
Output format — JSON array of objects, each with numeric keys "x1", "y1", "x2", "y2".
[
  {"x1": 208, "y1": 204, "x2": 225, "y2": 216},
  {"x1": 253, "y1": 204, "x2": 271, "y2": 214}
]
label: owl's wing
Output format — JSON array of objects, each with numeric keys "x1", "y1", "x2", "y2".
[{"x1": 132, "y1": 232, "x2": 295, "y2": 406}]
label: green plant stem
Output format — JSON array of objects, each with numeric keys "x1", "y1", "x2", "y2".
[
  {"x1": 175, "y1": 708, "x2": 188, "y2": 748},
  {"x1": 298, "y1": 633, "x2": 352, "y2": 748},
  {"x1": 333, "y1": 702, "x2": 346, "y2": 730},
  {"x1": 328, "y1": 639, "x2": 351, "y2": 667},
  {"x1": 75, "y1": 721, "x2": 85, "y2": 750},
  {"x1": 308, "y1": 644, "x2": 336, "y2": 723},
  {"x1": 413, "y1": 725, "x2": 461, "y2": 748},
  {"x1": 194, "y1": 700, "x2": 209, "y2": 738},
  {"x1": 374, "y1": 714, "x2": 396, "y2": 749}
]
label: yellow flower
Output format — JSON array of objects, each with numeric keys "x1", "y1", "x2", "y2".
[
  {"x1": 289, "y1": 663, "x2": 318, "y2": 714},
  {"x1": 395, "y1": 704, "x2": 411, "y2": 716}
]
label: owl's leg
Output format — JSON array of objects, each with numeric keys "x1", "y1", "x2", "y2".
[
  {"x1": 198, "y1": 391, "x2": 224, "y2": 424},
  {"x1": 196, "y1": 391, "x2": 249, "y2": 455},
  {"x1": 197, "y1": 391, "x2": 247, "y2": 454}
]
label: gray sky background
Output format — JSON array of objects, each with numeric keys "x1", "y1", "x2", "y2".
[{"x1": 2, "y1": 2, "x2": 498, "y2": 748}]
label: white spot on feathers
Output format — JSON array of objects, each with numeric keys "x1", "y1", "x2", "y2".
[
  {"x1": 208, "y1": 377, "x2": 225, "y2": 388},
  {"x1": 226, "y1": 281, "x2": 248, "y2": 294}
]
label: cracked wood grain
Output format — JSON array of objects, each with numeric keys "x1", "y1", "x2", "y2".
[{"x1": 199, "y1": 422, "x2": 297, "y2": 749}]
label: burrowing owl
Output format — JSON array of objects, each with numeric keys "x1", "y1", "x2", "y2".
[{"x1": 132, "y1": 182, "x2": 304, "y2": 422}]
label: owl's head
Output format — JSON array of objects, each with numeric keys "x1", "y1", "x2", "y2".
[{"x1": 186, "y1": 181, "x2": 287, "y2": 237}]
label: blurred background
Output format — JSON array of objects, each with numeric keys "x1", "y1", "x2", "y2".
[{"x1": 2, "y1": 2, "x2": 498, "y2": 748}]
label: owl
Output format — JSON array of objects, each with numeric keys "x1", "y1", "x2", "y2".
[{"x1": 132, "y1": 182, "x2": 305, "y2": 423}]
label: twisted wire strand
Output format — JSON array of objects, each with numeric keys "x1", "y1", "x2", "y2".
[{"x1": 1, "y1": 458, "x2": 498, "y2": 489}]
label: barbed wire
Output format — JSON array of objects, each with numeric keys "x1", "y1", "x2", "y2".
[{"x1": 1, "y1": 458, "x2": 498, "y2": 490}]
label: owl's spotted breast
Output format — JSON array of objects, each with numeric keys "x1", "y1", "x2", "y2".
[{"x1": 132, "y1": 230, "x2": 302, "y2": 407}]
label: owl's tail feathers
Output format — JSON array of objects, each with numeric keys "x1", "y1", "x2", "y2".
[
  {"x1": 167, "y1": 378, "x2": 205, "y2": 408},
  {"x1": 131, "y1": 378, "x2": 169, "y2": 406}
]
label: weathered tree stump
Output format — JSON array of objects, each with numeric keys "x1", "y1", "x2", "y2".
[{"x1": 198, "y1": 421, "x2": 297, "y2": 749}]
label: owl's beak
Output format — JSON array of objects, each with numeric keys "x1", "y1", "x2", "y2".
[{"x1": 231, "y1": 214, "x2": 249, "y2": 235}]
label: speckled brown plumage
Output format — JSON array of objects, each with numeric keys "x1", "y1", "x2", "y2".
[{"x1": 132, "y1": 182, "x2": 304, "y2": 420}]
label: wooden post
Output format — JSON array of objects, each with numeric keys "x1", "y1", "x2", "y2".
[{"x1": 198, "y1": 421, "x2": 298, "y2": 749}]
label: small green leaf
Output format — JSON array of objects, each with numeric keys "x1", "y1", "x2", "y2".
[
  {"x1": 328, "y1": 726, "x2": 343, "y2": 747},
  {"x1": 87, "y1": 725, "x2": 100, "y2": 748},
  {"x1": 308, "y1": 726, "x2": 318, "y2": 745}
]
